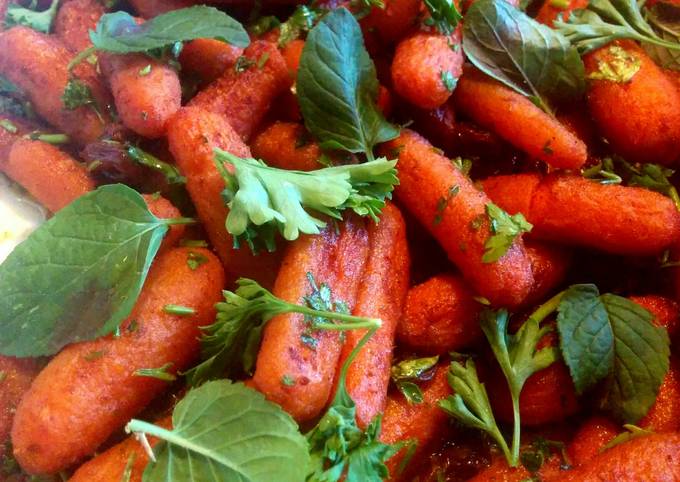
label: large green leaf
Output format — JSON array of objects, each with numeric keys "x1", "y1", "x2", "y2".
[
  {"x1": 296, "y1": 8, "x2": 399, "y2": 158},
  {"x1": 0, "y1": 184, "x2": 168, "y2": 356},
  {"x1": 135, "y1": 381, "x2": 310, "y2": 482}
]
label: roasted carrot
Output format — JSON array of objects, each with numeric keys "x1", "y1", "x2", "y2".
[
  {"x1": 179, "y1": 38, "x2": 244, "y2": 85},
  {"x1": 69, "y1": 416, "x2": 172, "y2": 482},
  {"x1": 630, "y1": 295, "x2": 680, "y2": 339},
  {"x1": 11, "y1": 247, "x2": 225, "y2": 475},
  {"x1": 129, "y1": 0, "x2": 193, "y2": 18},
  {"x1": 567, "y1": 415, "x2": 619, "y2": 466},
  {"x1": 253, "y1": 218, "x2": 369, "y2": 423},
  {"x1": 142, "y1": 194, "x2": 186, "y2": 251},
  {"x1": 0, "y1": 356, "x2": 41, "y2": 460},
  {"x1": 524, "y1": 241, "x2": 572, "y2": 306},
  {"x1": 481, "y1": 173, "x2": 680, "y2": 255},
  {"x1": 166, "y1": 106, "x2": 282, "y2": 287},
  {"x1": 0, "y1": 0, "x2": 8, "y2": 31},
  {"x1": 560, "y1": 433, "x2": 680, "y2": 481},
  {"x1": 382, "y1": 129, "x2": 535, "y2": 308},
  {"x1": 469, "y1": 453, "x2": 564, "y2": 482},
  {"x1": 189, "y1": 41, "x2": 291, "y2": 141},
  {"x1": 585, "y1": 41, "x2": 680, "y2": 165},
  {"x1": 0, "y1": 27, "x2": 110, "y2": 145},
  {"x1": 54, "y1": 0, "x2": 106, "y2": 52},
  {"x1": 397, "y1": 273, "x2": 483, "y2": 354},
  {"x1": 336, "y1": 203, "x2": 410, "y2": 428},
  {"x1": 392, "y1": 30, "x2": 464, "y2": 109},
  {"x1": 454, "y1": 67, "x2": 588, "y2": 170},
  {"x1": 281, "y1": 38, "x2": 305, "y2": 74},
  {"x1": 100, "y1": 53, "x2": 181, "y2": 139},
  {"x1": 639, "y1": 357, "x2": 680, "y2": 432},
  {"x1": 361, "y1": 0, "x2": 421, "y2": 44},
  {"x1": 251, "y1": 121, "x2": 322, "y2": 171},
  {"x1": 2, "y1": 139, "x2": 95, "y2": 212},
  {"x1": 380, "y1": 363, "x2": 452, "y2": 477}
]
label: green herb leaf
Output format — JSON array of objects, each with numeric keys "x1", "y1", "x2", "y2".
[
  {"x1": 463, "y1": 0, "x2": 585, "y2": 113},
  {"x1": 214, "y1": 150, "x2": 398, "y2": 252},
  {"x1": 135, "y1": 362, "x2": 176, "y2": 382},
  {"x1": 643, "y1": 3, "x2": 680, "y2": 71},
  {"x1": 278, "y1": 5, "x2": 323, "y2": 47},
  {"x1": 441, "y1": 70, "x2": 458, "y2": 92},
  {"x1": 62, "y1": 78, "x2": 99, "y2": 113},
  {"x1": 0, "y1": 184, "x2": 171, "y2": 357},
  {"x1": 554, "y1": 0, "x2": 680, "y2": 54},
  {"x1": 392, "y1": 356, "x2": 439, "y2": 404},
  {"x1": 186, "y1": 251, "x2": 208, "y2": 271},
  {"x1": 5, "y1": 0, "x2": 60, "y2": 34},
  {"x1": 127, "y1": 380, "x2": 310, "y2": 482},
  {"x1": 90, "y1": 6, "x2": 250, "y2": 54},
  {"x1": 556, "y1": 284, "x2": 614, "y2": 394},
  {"x1": 586, "y1": 44, "x2": 642, "y2": 82},
  {"x1": 297, "y1": 8, "x2": 400, "y2": 159},
  {"x1": 424, "y1": 0, "x2": 463, "y2": 35},
  {"x1": 599, "y1": 294, "x2": 670, "y2": 423},
  {"x1": 482, "y1": 203, "x2": 533, "y2": 263},
  {"x1": 600, "y1": 424, "x2": 654, "y2": 451}
]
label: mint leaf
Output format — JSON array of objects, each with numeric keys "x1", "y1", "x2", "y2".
[
  {"x1": 90, "y1": 6, "x2": 249, "y2": 54},
  {"x1": 5, "y1": 0, "x2": 60, "y2": 33},
  {"x1": 600, "y1": 294, "x2": 670, "y2": 423},
  {"x1": 127, "y1": 380, "x2": 310, "y2": 482},
  {"x1": 0, "y1": 184, "x2": 170, "y2": 356},
  {"x1": 556, "y1": 284, "x2": 614, "y2": 394},
  {"x1": 482, "y1": 203, "x2": 532, "y2": 263},
  {"x1": 644, "y1": 3, "x2": 680, "y2": 71},
  {"x1": 463, "y1": 0, "x2": 585, "y2": 113},
  {"x1": 297, "y1": 8, "x2": 400, "y2": 159}
]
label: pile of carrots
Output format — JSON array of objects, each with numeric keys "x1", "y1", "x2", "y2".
[{"x1": 1, "y1": 0, "x2": 680, "y2": 480}]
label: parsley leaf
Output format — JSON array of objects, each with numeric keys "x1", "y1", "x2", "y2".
[
  {"x1": 126, "y1": 380, "x2": 310, "y2": 482},
  {"x1": 89, "y1": 6, "x2": 249, "y2": 54},
  {"x1": 214, "y1": 150, "x2": 398, "y2": 252},
  {"x1": 297, "y1": 8, "x2": 400, "y2": 160},
  {"x1": 278, "y1": 5, "x2": 323, "y2": 47},
  {"x1": 424, "y1": 0, "x2": 463, "y2": 35},
  {"x1": 62, "y1": 78, "x2": 99, "y2": 112},
  {"x1": 463, "y1": 0, "x2": 585, "y2": 114},
  {"x1": 0, "y1": 184, "x2": 193, "y2": 357},
  {"x1": 482, "y1": 203, "x2": 533, "y2": 263},
  {"x1": 184, "y1": 277, "x2": 382, "y2": 386},
  {"x1": 5, "y1": 0, "x2": 60, "y2": 34},
  {"x1": 391, "y1": 356, "x2": 439, "y2": 404}
]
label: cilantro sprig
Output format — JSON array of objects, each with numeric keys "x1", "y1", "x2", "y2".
[
  {"x1": 483, "y1": 202, "x2": 533, "y2": 263},
  {"x1": 214, "y1": 150, "x2": 398, "y2": 252}
]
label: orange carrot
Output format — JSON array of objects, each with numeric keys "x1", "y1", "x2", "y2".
[
  {"x1": 128, "y1": 0, "x2": 193, "y2": 18},
  {"x1": 454, "y1": 67, "x2": 588, "y2": 170},
  {"x1": 630, "y1": 295, "x2": 680, "y2": 339},
  {"x1": 361, "y1": 0, "x2": 421, "y2": 44},
  {"x1": 251, "y1": 121, "x2": 322, "y2": 171},
  {"x1": 11, "y1": 247, "x2": 225, "y2": 475},
  {"x1": 585, "y1": 41, "x2": 680, "y2": 165},
  {"x1": 337, "y1": 203, "x2": 410, "y2": 428},
  {"x1": 469, "y1": 453, "x2": 564, "y2": 482},
  {"x1": 189, "y1": 41, "x2": 291, "y2": 141},
  {"x1": 54, "y1": 0, "x2": 105, "y2": 52},
  {"x1": 166, "y1": 106, "x2": 282, "y2": 287},
  {"x1": 639, "y1": 357, "x2": 680, "y2": 432},
  {"x1": 142, "y1": 194, "x2": 186, "y2": 251},
  {"x1": 397, "y1": 273, "x2": 482, "y2": 354},
  {"x1": 535, "y1": 0, "x2": 589, "y2": 27},
  {"x1": 524, "y1": 241, "x2": 573, "y2": 306},
  {"x1": 179, "y1": 38, "x2": 243, "y2": 85},
  {"x1": 382, "y1": 129, "x2": 535, "y2": 308},
  {"x1": 281, "y1": 38, "x2": 305, "y2": 74},
  {"x1": 253, "y1": 218, "x2": 369, "y2": 423},
  {"x1": 567, "y1": 416, "x2": 619, "y2": 467}
]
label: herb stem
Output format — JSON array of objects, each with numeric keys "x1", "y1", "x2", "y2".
[
  {"x1": 528, "y1": 291, "x2": 564, "y2": 325},
  {"x1": 162, "y1": 217, "x2": 197, "y2": 226},
  {"x1": 127, "y1": 419, "x2": 215, "y2": 459},
  {"x1": 510, "y1": 391, "x2": 521, "y2": 466},
  {"x1": 27, "y1": 132, "x2": 71, "y2": 145},
  {"x1": 67, "y1": 46, "x2": 97, "y2": 72},
  {"x1": 291, "y1": 304, "x2": 382, "y2": 330}
]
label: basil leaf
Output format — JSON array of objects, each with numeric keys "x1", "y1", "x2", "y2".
[
  {"x1": 90, "y1": 6, "x2": 250, "y2": 54},
  {"x1": 0, "y1": 184, "x2": 169, "y2": 357},
  {"x1": 297, "y1": 8, "x2": 399, "y2": 159},
  {"x1": 599, "y1": 294, "x2": 670, "y2": 423},
  {"x1": 463, "y1": 0, "x2": 585, "y2": 112},
  {"x1": 556, "y1": 284, "x2": 614, "y2": 394},
  {"x1": 644, "y1": 3, "x2": 680, "y2": 71},
  {"x1": 129, "y1": 381, "x2": 310, "y2": 482}
]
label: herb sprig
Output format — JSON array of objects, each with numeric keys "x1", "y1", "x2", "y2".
[{"x1": 5, "y1": 0, "x2": 60, "y2": 33}]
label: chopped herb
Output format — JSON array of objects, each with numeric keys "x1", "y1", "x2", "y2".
[
  {"x1": 84, "y1": 350, "x2": 106, "y2": 361},
  {"x1": 127, "y1": 320, "x2": 139, "y2": 333},
  {"x1": 186, "y1": 251, "x2": 209, "y2": 270},
  {"x1": 542, "y1": 141, "x2": 554, "y2": 155},
  {"x1": 469, "y1": 213, "x2": 486, "y2": 231},
  {"x1": 26, "y1": 132, "x2": 71, "y2": 144},
  {"x1": 391, "y1": 356, "x2": 439, "y2": 404},
  {"x1": 453, "y1": 156, "x2": 473, "y2": 176},
  {"x1": 249, "y1": 15, "x2": 281, "y2": 37},
  {"x1": 126, "y1": 144, "x2": 186, "y2": 185},
  {"x1": 257, "y1": 52, "x2": 270, "y2": 69},
  {"x1": 281, "y1": 374, "x2": 296, "y2": 386},
  {"x1": 441, "y1": 70, "x2": 458, "y2": 92},
  {"x1": 482, "y1": 203, "x2": 533, "y2": 263},
  {"x1": 134, "y1": 362, "x2": 176, "y2": 382},
  {"x1": 138, "y1": 64, "x2": 152, "y2": 76},
  {"x1": 62, "y1": 78, "x2": 102, "y2": 121},
  {"x1": 180, "y1": 239, "x2": 209, "y2": 248},
  {"x1": 234, "y1": 55, "x2": 257, "y2": 73},
  {"x1": 520, "y1": 437, "x2": 571, "y2": 474},
  {"x1": 433, "y1": 185, "x2": 460, "y2": 226},
  {"x1": 550, "y1": 0, "x2": 570, "y2": 7},
  {"x1": 278, "y1": 5, "x2": 322, "y2": 47},
  {"x1": 0, "y1": 371, "x2": 6, "y2": 383},
  {"x1": 163, "y1": 304, "x2": 196, "y2": 316},
  {"x1": 424, "y1": 0, "x2": 463, "y2": 35},
  {"x1": 120, "y1": 453, "x2": 137, "y2": 482},
  {"x1": 586, "y1": 45, "x2": 642, "y2": 82},
  {"x1": 473, "y1": 296, "x2": 491, "y2": 305},
  {"x1": 0, "y1": 119, "x2": 17, "y2": 134}
]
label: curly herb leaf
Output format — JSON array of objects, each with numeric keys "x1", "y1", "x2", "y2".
[{"x1": 482, "y1": 203, "x2": 533, "y2": 263}]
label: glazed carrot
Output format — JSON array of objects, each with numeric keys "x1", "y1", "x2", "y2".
[
  {"x1": 129, "y1": 0, "x2": 193, "y2": 18},
  {"x1": 0, "y1": 27, "x2": 110, "y2": 145},
  {"x1": 469, "y1": 454, "x2": 564, "y2": 482},
  {"x1": 11, "y1": 247, "x2": 225, "y2": 475},
  {"x1": 189, "y1": 41, "x2": 291, "y2": 141},
  {"x1": 488, "y1": 332, "x2": 580, "y2": 426},
  {"x1": 567, "y1": 415, "x2": 619, "y2": 466},
  {"x1": 585, "y1": 41, "x2": 680, "y2": 165},
  {"x1": 376, "y1": 84, "x2": 393, "y2": 116},
  {"x1": 2, "y1": 139, "x2": 95, "y2": 213},
  {"x1": 454, "y1": 67, "x2": 588, "y2": 170},
  {"x1": 0, "y1": 356, "x2": 41, "y2": 460},
  {"x1": 361, "y1": 0, "x2": 421, "y2": 44},
  {"x1": 69, "y1": 416, "x2": 172, "y2": 482},
  {"x1": 560, "y1": 433, "x2": 680, "y2": 482},
  {"x1": 100, "y1": 54, "x2": 181, "y2": 139},
  {"x1": 397, "y1": 273, "x2": 483, "y2": 354},
  {"x1": 481, "y1": 173, "x2": 680, "y2": 255},
  {"x1": 251, "y1": 121, "x2": 322, "y2": 171},
  {"x1": 391, "y1": 30, "x2": 464, "y2": 109},
  {"x1": 282, "y1": 39, "x2": 305, "y2": 74},
  {"x1": 639, "y1": 357, "x2": 680, "y2": 432},
  {"x1": 253, "y1": 219, "x2": 369, "y2": 423},
  {"x1": 166, "y1": 106, "x2": 281, "y2": 286},
  {"x1": 630, "y1": 295, "x2": 680, "y2": 339},
  {"x1": 536, "y1": 0, "x2": 588, "y2": 27},
  {"x1": 0, "y1": 0, "x2": 8, "y2": 31},
  {"x1": 380, "y1": 364, "x2": 451, "y2": 477},
  {"x1": 524, "y1": 241, "x2": 572, "y2": 306},
  {"x1": 179, "y1": 38, "x2": 243, "y2": 85},
  {"x1": 382, "y1": 129, "x2": 535, "y2": 308},
  {"x1": 54, "y1": 0, "x2": 106, "y2": 52},
  {"x1": 142, "y1": 194, "x2": 186, "y2": 251},
  {"x1": 336, "y1": 203, "x2": 410, "y2": 428}
]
